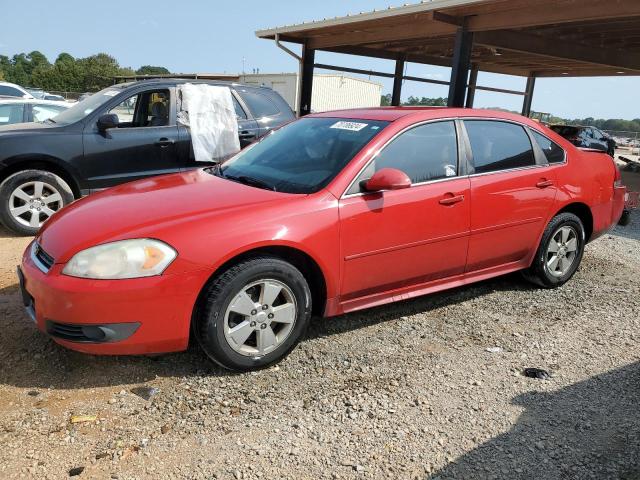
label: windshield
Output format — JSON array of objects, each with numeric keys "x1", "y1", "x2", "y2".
[
  {"x1": 52, "y1": 87, "x2": 124, "y2": 124},
  {"x1": 217, "y1": 117, "x2": 389, "y2": 194}
]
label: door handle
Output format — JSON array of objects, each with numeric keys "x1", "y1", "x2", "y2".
[
  {"x1": 239, "y1": 131, "x2": 256, "y2": 139},
  {"x1": 155, "y1": 138, "x2": 175, "y2": 148},
  {"x1": 536, "y1": 179, "x2": 554, "y2": 188},
  {"x1": 439, "y1": 194, "x2": 465, "y2": 206}
]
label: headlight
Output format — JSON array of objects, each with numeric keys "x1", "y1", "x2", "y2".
[{"x1": 62, "y1": 239, "x2": 177, "y2": 279}]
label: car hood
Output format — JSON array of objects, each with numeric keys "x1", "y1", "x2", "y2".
[
  {"x1": 0, "y1": 121, "x2": 58, "y2": 135},
  {"x1": 38, "y1": 169, "x2": 295, "y2": 263}
]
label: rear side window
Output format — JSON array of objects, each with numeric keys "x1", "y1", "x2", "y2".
[
  {"x1": 370, "y1": 121, "x2": 458, "y2": 185},
  {"x1": 465, "y1": 120, "x2": 535, "y2": 173},
  {"x1": 241, "y1": 90, "x2": 280, "y2": 118},
  {"x1": 532, "y1": 131, "x2": 565, "y2": 164},
  {"x1": 0, "y1": 85, "x2": 25, "y2": 97}
]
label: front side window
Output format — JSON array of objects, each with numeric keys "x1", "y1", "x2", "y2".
[
  {"x1": 52, "y1": 87, "x2": 127, "y2": 125},
  {"x1": 351, "y1": 121, "x2": 458, "y2": 193},
  {"x1": 0, "y1": 104, "x2": 25, "y2": 125},
  {"x1": 532, "y1": 131, "x2": 565, "y2": 164},
  {"x1": 241, "y1": 90, "x2": 280, "y2": 118},
  {"x1": 32, "y1": 104, "x2": 67, "y2": 122},
  {"x1": 465, "y1": 120, "x2": 535, "y2": 174},
  {"x1": 217, "y1": 117, "x2": 388, "y2": 194},
  {"x1": 109, "y1": 89, "x2": 170, "y2": 128}
]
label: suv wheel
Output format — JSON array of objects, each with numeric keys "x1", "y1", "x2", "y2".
[
  {"x1": 0, "y1": 170, "x2": 74, "y2": 236},
  {"x1": 194, "y1": 256, "x2": 312, "y2": 371},
  {"x1": 522, "y1": 212, "x2": 586, "y2": 288}
]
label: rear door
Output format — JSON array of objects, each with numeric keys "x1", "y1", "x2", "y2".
[
  {"x1": 82, "y1": 86, "x2": 181, "y2": 190},
  {"x1": 339, "y1": 120, "x2": 470, "y2": 302},
  {"x1": 463, "y1": 120, "x2": 557, "y2": 272}
]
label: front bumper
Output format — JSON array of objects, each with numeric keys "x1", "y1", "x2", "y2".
[{"x1": 19, "y1": 244, "x2": 212, "y2": 355}]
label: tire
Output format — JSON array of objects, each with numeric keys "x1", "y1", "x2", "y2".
[
  {"x1": 194, "y1": 256, "x2": 312, "y2": 371},
  {"x1": 522, "y1": 212, "x2": 586, "y2": 288},
  {"x1": 0, "y1": 169, "x2": 74, "y2": 236}
]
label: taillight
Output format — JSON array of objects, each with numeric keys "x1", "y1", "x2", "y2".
[{"x1": 612, "y1": 159, "x2": 623, "y2": 187}]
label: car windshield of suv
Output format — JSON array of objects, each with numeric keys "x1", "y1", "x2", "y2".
[
  {"x1": 216, "y1": 117, "x2": 389, "y2": 194},
  {"x1": 51, "y1": 87, "x2": 124, "y2": 125}
]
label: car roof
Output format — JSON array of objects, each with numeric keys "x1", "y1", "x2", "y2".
[
  {"x1": 0, "y1": 98, "x2": 71, "y2": 107},
  {"x1": 309, "y1": 107, "x2": 542, "y2": 125},
  {"x1": 116, "y1": 78, "x2": 276, "y2": 92}
]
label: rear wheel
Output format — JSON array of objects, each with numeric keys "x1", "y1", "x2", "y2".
[
  {"x1": 0, "y1": 170, "x2": 74, "y2": 236},
  {"x1": 194, "y1": 256, "x2": 312, "y2": 371},
  {"x1": 522, "y1": 212, "x2": 586, "y2": 288}
]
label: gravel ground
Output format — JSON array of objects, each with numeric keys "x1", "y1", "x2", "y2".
[{"x1": 0, "y1": 209, "x2": 638, "y2": 480}]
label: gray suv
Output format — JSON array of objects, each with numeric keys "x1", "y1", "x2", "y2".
[{"x1": 0, "y1": 79, "x2": 295, "y2": 235}]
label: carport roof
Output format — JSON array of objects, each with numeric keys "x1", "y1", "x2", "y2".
[{"x1": 256, "y1": 0, "x2": 640, "y2": 77}]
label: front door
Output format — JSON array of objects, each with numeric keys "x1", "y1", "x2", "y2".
[
  {"x1": 463, "y1": 120, "x2": 557, "y2": 272},
  {"x1": 82, "y1": 87, "x2": 182, "y2": 190},
  {"x1": 339, "y1": 120, "x2": 471, "y2": 303}
]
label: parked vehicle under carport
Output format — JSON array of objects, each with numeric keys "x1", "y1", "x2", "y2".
[
  {"x1": 0, "y1": 79, "x2": 294, "y2": 235},
  {"x1": 549, "y1": 125, "x2": 616, "y2": 157}
]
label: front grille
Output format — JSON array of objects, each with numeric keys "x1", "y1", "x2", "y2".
[{"x1": 32, "y1": 243, "x2": 54, "y2": 272}]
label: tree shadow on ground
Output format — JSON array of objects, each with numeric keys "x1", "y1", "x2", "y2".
[{"x1": 431, "y1": 361, "x2": 640, "y2": 480}]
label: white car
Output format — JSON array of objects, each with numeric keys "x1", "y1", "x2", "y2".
[
  {"x1": 0, "y1": 98, "x2": 70, "y2": 126},
  {"x1": 0, "y1": 82, "x2": 34, "y2": 99}
]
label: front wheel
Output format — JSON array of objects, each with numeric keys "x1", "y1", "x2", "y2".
[
  {"x1": 522, "y1": 212, "x2": 586, "y2": 288},
  {"x1": 194, "y1": 256, "x2": 312, "y2": 371},
  {"x1": 0, "y1": 170, "x2": 74, "y2": 236}
]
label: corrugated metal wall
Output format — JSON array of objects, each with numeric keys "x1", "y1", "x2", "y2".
[
  {"x1": 311, "y1": 75, "x2": 382, "y2": 112},
  {"x1": 240, "y1": 73, "x2": 383, "y2": 113}
]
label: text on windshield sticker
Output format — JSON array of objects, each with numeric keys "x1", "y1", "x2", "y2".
[{"x1": 330, "y1": 121, "x2": 369, "y2": 132}]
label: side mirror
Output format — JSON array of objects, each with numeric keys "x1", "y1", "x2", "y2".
[
  {"x1": 97, "y1": 113, "x2": 119, "y2": 133},
  {"x1": 362, "y1": 168, "x2": 411, "y2": 192}
]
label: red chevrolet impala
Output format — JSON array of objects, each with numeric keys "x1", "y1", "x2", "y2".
[{"x1": 18, "y1": 108, "x2": 626, "y2": 371}]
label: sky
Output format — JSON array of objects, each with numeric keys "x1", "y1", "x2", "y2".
[{"x1": 2, "y1": 0, "x2": 638, "y2": 120}]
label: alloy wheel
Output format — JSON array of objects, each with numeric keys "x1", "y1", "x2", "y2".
[
  {"x1": 223, "y1": 279, "x2": 297, "y2": 357},
  {"x1": 546, "y1": 225, "x2": 579, "y2": 277},
  {"x1": 9, "y1": 181, "x2": 63, "y2": 228}
]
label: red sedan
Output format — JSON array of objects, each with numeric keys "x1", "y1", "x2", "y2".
[{"x1": 18, "y1": 108, "x2": 626, "y2": 371}]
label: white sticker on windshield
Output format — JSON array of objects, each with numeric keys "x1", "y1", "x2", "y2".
[
  {"x1": 103, "y1": 90, "x2": 119, "y2": 97},
  {"x1": 330, "y1": 121, "x2": 368, "y2": 132}
]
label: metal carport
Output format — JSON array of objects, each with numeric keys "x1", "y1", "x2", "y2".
[{"x1": 256, "y1": 0, "x2": 640, "y2": 116}]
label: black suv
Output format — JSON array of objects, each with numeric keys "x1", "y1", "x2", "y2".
[
  {"x1": 0, "y1": 79, "x2": 294, "y2": 235},
  {"x1": 549, "y1": 125, "x2": 616, "y2": 157}
]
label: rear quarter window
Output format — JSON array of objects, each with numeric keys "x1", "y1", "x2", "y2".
[
  {"x1": 241, "y1": 90, "x2": 280, "y2": 118},
  {"x1": 532, "y1": 131, "x2": 565, "y2": 164}
]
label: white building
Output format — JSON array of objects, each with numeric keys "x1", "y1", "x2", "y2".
[{"x1": 239, "y1": 73, "x2": 383, "y2": 113}]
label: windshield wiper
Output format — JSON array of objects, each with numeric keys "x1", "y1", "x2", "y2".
[
  {"x1": 224, "y1": 174, "x2": 277, "y2": 192},
  {"x1": 44, "y1": 118, "x2": 56, "y2": 124}
]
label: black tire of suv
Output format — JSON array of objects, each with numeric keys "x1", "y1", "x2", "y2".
[
  {"x1": 0, "y1": 170, "x2": 75, "y2": 236},
  {"x1": 194, "y1": 256, "x2": 312, "y2": 371},
  {"x1": 522, "y1": 212, "x2": 586, "y2": 289}
]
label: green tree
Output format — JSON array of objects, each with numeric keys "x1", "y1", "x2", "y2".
[
  {"x1": 136, "y1": 65, "x2": 170, "y2": 75},
  {"x1": 380, "y1": 93, "x2": 392, "y2": 106}
]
